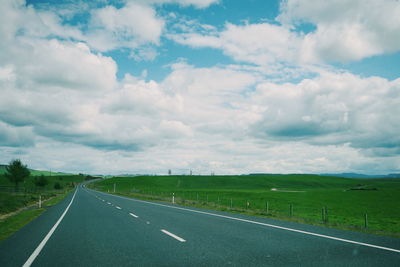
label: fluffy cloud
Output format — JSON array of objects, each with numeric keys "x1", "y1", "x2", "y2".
[
  {"x1": 1, "y1": 0, "x2": 399, "y2": 175},
  {"x1": 130, "y1": 0, "x2": 219, "y2": 9},
  {"x1": 171, "y1": 0, "x2": 400, "y2": 65},
  {"x1": 249, "y1": 72, "x2": 400, "y2": 155},
  {"x1": 170, "y1": 22, "x2": 301, "y2": 65},
  {"x1": 86, "y1": 3, "x2": 165, "y2": 51},
  {"x1": 278, "y1": 0, "x2": 400, "y2": 62}
]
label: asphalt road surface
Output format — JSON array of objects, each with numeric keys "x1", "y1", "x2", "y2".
[{"x1": 1, "y1": 183, "x2": 399, "y2": 266}]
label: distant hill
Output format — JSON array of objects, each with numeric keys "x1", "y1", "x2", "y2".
[
  {"x1": 0, "y1": 164, "x2": 71, "y2": 176},
  {"x1": 321, "y1": 173, "x2": 400, "y2": 179},
  {"x1": 247, "y1": 172, "x2": 400, "y2": 179}
]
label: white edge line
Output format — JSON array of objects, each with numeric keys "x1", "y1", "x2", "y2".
[
  {"x1": 161, "y1": 229, "x2": 186, "y2": 242},
  {"x1": 23, "y1": 189, "x2": 78, "y2": 267},
  {"x1": 91, "y1": 189, "x2": 400, "y2": 254},
  {"x1": 129, "y1": 213, "x2": 139, "y2": 218}
]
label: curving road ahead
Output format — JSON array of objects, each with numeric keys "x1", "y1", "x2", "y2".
[{"x1": 1, "y1": 183, "x2": 399, "y2": 266}]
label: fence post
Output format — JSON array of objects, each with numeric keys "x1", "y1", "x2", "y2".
[
  {"x1": 39, "y1": 195, "x2": 42, "y2": 208},
  {"x1": 172, "y1": 193, "x2": 175, "y2": 204},
  {"x1": 365, "y1": 213, "x2": 368, "y2": 229},
  {"x1": 113, "y1": 183, "x2": 116, "y2": 193},
  {"x1": 325, "y1": 206, "x2": 328, "y2": 223}
]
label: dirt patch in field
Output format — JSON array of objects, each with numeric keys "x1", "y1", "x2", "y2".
[{"x1": 270, "y1": 188, "x2": 305, "y2": 193}]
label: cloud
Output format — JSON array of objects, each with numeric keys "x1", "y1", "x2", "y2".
[
  {"x1": 86, "y1": 2, "x2": 165, "y2": 51},
  {"x1": 277, "y1": 0, "x2": 400, "y2": 63},
  {"x1": 249, "y1": 72, "x2": 400, "y2": 155},
  {"x1": 130, "y1": 0, "x2": 219, "y2": 9},
  {"x1": 170, "y1": 0, "x2": 400, "y2": 66},
  {"x1": 1, "y1": 0, "x2": 398, "y2": 175},
  {"x1": 170, "y1": 22, "x2": 301, "y2": 66},
  {"x1": 0, "y1": 122, "x2": 35, "y2": 147}
]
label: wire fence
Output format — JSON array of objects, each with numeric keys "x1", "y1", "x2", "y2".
[{"x1": 89, "y1": 186, "x2": 390, "y2": 235}]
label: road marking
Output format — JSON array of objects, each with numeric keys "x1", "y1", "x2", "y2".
[
  {"x1": 107, "y1": 202, "x2": 111, "y2": 205},
  {"x1": 23, "y1": 189, "x2": 78, "y2": 267},
  {"x1": 116, "y1": 206, "x2": 121, "y2": 210},
  {"x1": 93, "y1": 190, "x2": 400, "y2": 254},
  {"x1": 161, "y1": 229, "x2": 186, "y2": 242},
  {"x1": 129, "y1": 213, "x2": 138, "y2": 218}
]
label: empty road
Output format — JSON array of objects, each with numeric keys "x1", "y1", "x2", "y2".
[{"x1": 1, "y1": 183, "x2": 399, "y2": 266}]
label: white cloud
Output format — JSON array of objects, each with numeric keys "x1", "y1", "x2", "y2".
[
  {"x1": 86, "y1": 2, "x2": 165, "y2": 51},
  {"x1": 1, "y1": 0, "x2": 399, "y2": 175},
  {"x1": 159, "y1": 120, "x2": 193, "y2": 138},
  {"x1": 249, "y1": 72, "x2": 400, "y2": 155},
  {"x1": 171, "y1": 0, "x2": 400, "y2": 66},
  {"x1": 278, "y1": 0, "x2": 400, "y2": 63},
  {"x1": 170, "y1": 22, "x2": 301, "y2": 65},
  {"x1": 129, "y1": 0, "x2": 219, "y2": 9}
]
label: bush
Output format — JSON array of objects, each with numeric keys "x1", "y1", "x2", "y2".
[
  {"x1": 34, "y1": 175, "x2": 48, "y2": 188},
  {"x1": 54, "y1": 182, "x2": 62, "y2": 190}
]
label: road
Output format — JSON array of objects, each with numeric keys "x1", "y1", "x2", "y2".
[{"x1": 1, "y1": 183, "x2": 399, "y2": 266}]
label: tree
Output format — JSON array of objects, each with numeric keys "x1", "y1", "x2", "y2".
[
  {"x1": 54, "y1": 182, "x2": 62, "y2": 190},
  {"x1": 34, "y1": 175, "x2": 48, "y2": 188},
  {"x1": 5, "y1": 159, "x2": 30, "y2": 191}
]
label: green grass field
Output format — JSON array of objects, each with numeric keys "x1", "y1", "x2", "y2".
[{"x1": 90, "y1": 174, "x2": 400, "y2": 237}]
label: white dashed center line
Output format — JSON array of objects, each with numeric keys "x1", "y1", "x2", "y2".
[
  {"x1": 116, "y1": 206, "x2": 121, "y2": 210},
  {"x1": 161, "y1": 229, "x2": 186, "y2": 242},
  {"x1": 129, "y1": 213, "x2": 139, "y2": 218}
]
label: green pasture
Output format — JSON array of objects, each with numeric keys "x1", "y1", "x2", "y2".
[{"x1": 91, "y1": 175, "x2": 400, "y2": 237}]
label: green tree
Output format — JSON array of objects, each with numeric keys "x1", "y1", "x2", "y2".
[
  {"x1": 5, "y1": 159, "x2": 30, "y2": 191},
  {"x1": 34, "y1": 175, "x2": 48, "y2": 188},
  {"x1": 54, "y1": 182, "x2": 62, "y2": 190}
]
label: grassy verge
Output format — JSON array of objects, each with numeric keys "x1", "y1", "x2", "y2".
[
  {"x1": 0, "y1": 189, "x2": 74, "y2": 242},
  {"x1": 89, "y1": 175, "x2": 400, "y2": 238},
  {"x1": 0, "y1": 209, "x2": 44, "y2": 241}
]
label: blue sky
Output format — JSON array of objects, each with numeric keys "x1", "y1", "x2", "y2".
[{"x1": 1, "y1": 0, "x2": 399, "y2": 175}]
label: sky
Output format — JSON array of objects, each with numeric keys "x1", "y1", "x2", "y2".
[{"x1": 0, "y1": 0, "x2": 399, "y2": 175}]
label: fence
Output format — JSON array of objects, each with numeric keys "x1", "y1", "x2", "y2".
[
  {"x1": 91, "y1": 186, "x2": 384, "y2": 234},
  {"x1": 0, "y1": 186, "x2": 49, "y2": 193}
]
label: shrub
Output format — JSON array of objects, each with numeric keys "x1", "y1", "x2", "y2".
[{"x1": 54, "y1": 182, "x2": 62, "y2": 190}]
